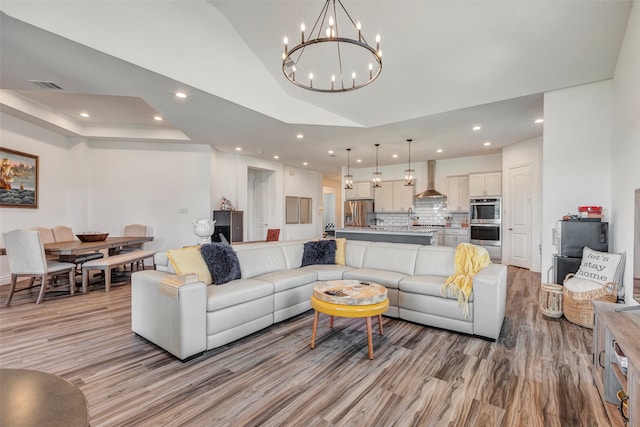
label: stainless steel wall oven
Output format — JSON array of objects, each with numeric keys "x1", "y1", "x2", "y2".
[
  {"x1": 470, "y1": 197, "x2": 501, "y2": 224},
  {"x1": 470, "y1": 196, "x2": 502, "y2": 262}
]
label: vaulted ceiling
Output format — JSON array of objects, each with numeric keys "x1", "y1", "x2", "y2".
[{"x1": 0, "y1": 1, "x2": 632, "y2": 176}]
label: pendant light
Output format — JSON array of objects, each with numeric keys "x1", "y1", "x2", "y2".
[
  {"x1": 344, "y1": 148, "x2": 354, "y2": 190},
  {"x1": 372, "y1": 143, "x2": 382, "y2": 188},
  {"x1": 404, "y1": 138, "x2": 415, "y2": 186}
]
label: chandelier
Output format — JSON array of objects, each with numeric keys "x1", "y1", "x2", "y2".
[
  {"x1": 404, "y1": 139, "x2": 415, "y2": 186},
  {"x1": 344, "y1": 148, "x2": 354, "y2": 190},
  {"x1": 282, "y1": 0, "x2": 382, "y2": 93},
  {"x1": 372, "y1": 143, "x2": 382, "y2": 188}
]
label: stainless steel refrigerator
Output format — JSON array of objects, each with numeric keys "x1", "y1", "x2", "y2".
[
  {"x1": 344, "y1": 199, "x2": 375, "y2": 227},
  {"x1": 553, "y1": 220, "x2": 609, "y2": 284}
]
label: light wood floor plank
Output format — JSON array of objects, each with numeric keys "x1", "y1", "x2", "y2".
[{"x1": 0, "y1": 267, "x2": 614, "y2": 426}]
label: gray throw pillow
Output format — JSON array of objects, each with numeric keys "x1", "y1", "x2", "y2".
[{"x1": 200, "y1": 243, "x2": 241, "y2": 285}]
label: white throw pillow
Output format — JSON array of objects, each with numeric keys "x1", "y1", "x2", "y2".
[{"x1": 574, "y1": 247, "x2": 625, "y2": 287}]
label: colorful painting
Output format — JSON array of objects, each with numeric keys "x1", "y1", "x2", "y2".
[{"x1": 0, "y1": 147, "x2": 39, "y2": 208}]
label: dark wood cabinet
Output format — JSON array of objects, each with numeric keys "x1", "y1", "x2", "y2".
[{"x1": 212, "y1": 210, "x2": 243, "y2": 244}]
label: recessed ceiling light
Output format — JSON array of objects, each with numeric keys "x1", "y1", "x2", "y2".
[
  {"x1": 472, "y1": 125, "x2": 481, "y2": 131},
  {"x1": 436, "y1": 149, "x2": 443, "y2": 153},
  {"x1": 80, "y1": 112, "x2": 90, "y2": 118},
  {"x1": 356, "y1": 159, "x2": 362, "y2": 163},
  {"x1": 273, "y1": 155, "x2": 280, "y2": 159},
  {"x1": 303, "y1": 162, "x2": 308, "y2": 166},
  {"x1": 235, "y1": 147, "x2": 242, "y2": 151},
  {"x1": 328, "y1": 150, "x2": 334, "y2": 155},
  {"x1": 483, "y1": 141, "x2": 492, "y2": 146},
  {"x1": 154, "y1": 116, "x2": 163, "y2": 121},
  {"x1": 534, "y1": 118, "x2": 544, "y2": 124},
  {"x1": 392, "y1": 154, "x2": 398, "y2": 158},
  {"x1": 257, "y1": 150, "x2": 263, "y2": 155},
  {"x1": 175, "y1": 92, "x2": 187, "y2": 98},
  {"x1": 297, "y1": 134, "x2": 304, "y2": 139}
]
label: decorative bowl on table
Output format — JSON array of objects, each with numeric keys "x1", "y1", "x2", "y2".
[{"x1": 76, "y1": 232, "x2": 109, "y2": 242}]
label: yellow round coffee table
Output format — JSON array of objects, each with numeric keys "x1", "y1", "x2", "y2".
[{"x1": 310, "y1": 280, "x2": 389, "y2": 360}]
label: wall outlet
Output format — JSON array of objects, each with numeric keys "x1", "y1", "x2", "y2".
[{"x1": 179, "y1": 208, "x2": 189, "y2": 214}]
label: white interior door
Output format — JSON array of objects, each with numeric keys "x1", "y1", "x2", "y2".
[
  {"x1": 253, "y1": 178, "x2": 269, "y2": 241},
  {"x1": 507, "y1": 163, "x2": 532, "y2": 268}
]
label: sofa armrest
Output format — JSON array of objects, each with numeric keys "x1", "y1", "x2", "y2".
[
  {"x1": 472, "y1": 263, "x2": 507, "y2": 340},
  {"x1": 131, "y1": 270, "x2": 207, "y2": 360}
]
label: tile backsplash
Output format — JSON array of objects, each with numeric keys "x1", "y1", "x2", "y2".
[{"x1": 374, "y1": 197, "x2": 469, "y2": 227}]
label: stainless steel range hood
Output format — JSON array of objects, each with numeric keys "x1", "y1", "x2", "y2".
[{"x1": 415, "y1": 160, "x2": 445, "y2": 198}]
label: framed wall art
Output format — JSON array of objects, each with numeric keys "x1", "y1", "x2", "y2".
[{"x1": 0, "y1": 147, "x2": 39, "y2": 208}]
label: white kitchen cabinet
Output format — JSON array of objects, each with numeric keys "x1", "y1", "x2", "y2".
[
  {"x1": 469, "y1": 172, "x2": 502, "y2": 196},
  {"x1": 443, "y1": 228, "x2": 469, "y2": 248},
  {"x1": 446, "y1": 175, "x2": 469, "y2": 212},
  {"x1": 374, "y1": 180, "x2": 415, "y2": 212},
  {"x1": 374, "y1": 185, "x2": 392, "y2": 212},
  {"x1": 346, "y1": 181, "x2": 374, "y2": 199}
]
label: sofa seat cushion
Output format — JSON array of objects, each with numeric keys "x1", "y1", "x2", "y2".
[
  {"x1": 301, "y1": 264, "x2": 352, "y2": 281},
  {"x1": 256, "y1": 269, "x2": 318, "y2": 293},
  {"x1": 400, "y1": 275, "x2": 473, "y2": 302},
  {"x1": 206, "y1": 279, "x2": 273, "y2": 311},
  {"x1": 343, "y1": 268, "x2": 408, "y2": 289}
]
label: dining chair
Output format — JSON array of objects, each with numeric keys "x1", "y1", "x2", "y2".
[
  {"x1": 266, "y1": 229, "x2": 280, "y2": 242},
  {"x1": 119, "y1": 224, "x2": 148, "y2": 271},
  {"x1": 51, "y1": 226, "x2": 104, "y2": 272},
  {"x1": 3, "y1": 229, "x2": 76, "y2": 305}
]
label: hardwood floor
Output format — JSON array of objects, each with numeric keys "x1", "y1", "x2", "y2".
[{"x1": 0, "y1": 267, "x2": 613, "y2": 426}]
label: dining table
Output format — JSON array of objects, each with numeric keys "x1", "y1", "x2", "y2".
[{"x1": 43, "y1": 236, "x2": 154, "y2": 263}]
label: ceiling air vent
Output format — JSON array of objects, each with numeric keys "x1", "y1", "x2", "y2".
[{"x1": 29, "y1": 80, "x2": 64, "y2": 90}]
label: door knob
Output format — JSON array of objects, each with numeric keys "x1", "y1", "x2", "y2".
[{"x1": 508, "y1": 228, "x2": 513, "y2": 231}]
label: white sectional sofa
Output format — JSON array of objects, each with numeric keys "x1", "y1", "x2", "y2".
[{"x1": 131, "y1": 240, "x2": 507, "y2": 361}]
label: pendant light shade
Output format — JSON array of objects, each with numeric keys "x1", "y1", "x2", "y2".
[
  {"x1": 344, "y1": 148, "x2": 353, "y2": 190},
  {"x1": 372, "y1": 143, "x2": 382, "y2": 188},
  {"x1": 404, "y1": 138, "x2": 415, "y2": 186}
]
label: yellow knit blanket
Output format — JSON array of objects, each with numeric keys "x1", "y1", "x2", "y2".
[{"x1": 441, "y1": 243, "x2": 491, "y2": 319}]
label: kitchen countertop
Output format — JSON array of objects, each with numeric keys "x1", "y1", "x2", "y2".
[{"x1": 337, "y1": 226, "x2": 442, "y2": 236}]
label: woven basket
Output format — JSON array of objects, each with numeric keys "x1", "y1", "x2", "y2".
[
  {"x1": 563, "y1": 274, "x2": 617, "y2": 328},
  {"x1": 539, "y1": 283, "x2": 563, "y2": 318}
]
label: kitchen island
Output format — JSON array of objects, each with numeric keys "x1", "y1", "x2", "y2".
[{"x1": 335, "y1": 227, "x2": 441, "y2": 245}]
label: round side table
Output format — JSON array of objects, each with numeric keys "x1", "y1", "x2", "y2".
[{"x1": 0, "y1": 369, "x2": 89, "y2": 427}]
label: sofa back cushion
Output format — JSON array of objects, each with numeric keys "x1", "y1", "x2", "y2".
[
  {"x1": 345, "y1": 240, "x2": 372, "y2": 268},
  {"x1": 234, "y1": 244, "x2": 287, "y2": 279},
  {"x1": 362, "y1": 242, "x2": 420, "y2": 275},
  {"x1": 277, "y1": 240, "x2": 306, "y2": 269},
  {"x1": 414, "y1": 246, "x2": 456, "y2": 277}
]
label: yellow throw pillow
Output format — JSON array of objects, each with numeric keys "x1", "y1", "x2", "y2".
[
  {"x1": 334, "y1": 238, "x2": 346, "y2": 265},
  {"x1": 166, "y1": 246, "x2": 213, "y2": 285}
]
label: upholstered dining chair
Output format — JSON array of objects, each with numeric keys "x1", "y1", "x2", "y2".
[
  {"x1": 3, "y1": 229, "x2": 76, "y2": 305},
  {"x1": 266, "y1": 229, "x2": 280, "y2": 241},
  {"x1": 51, "y1": 226, "x2": 104, "y2": 268},
  {"x1": 119, "y1": 224, "x2": 148, "y2": 271}
]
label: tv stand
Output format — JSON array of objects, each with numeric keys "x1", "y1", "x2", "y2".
[{"x1": 593, "y1": 301, "x2": 640, "y2": 426}]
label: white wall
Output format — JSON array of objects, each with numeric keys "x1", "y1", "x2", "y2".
[
  {"x1": 542, "y1": 80, "x2": 613, "y2": 283},
  {"x1": 283, "y1": 165, "x2": 324, "y2": 240},
  {"x1": 0, "y1": 113, "x2": 82, "y2": 278},
  {"x1": 611, "y1": 0, "x2": 640, "y2": 304},
  {"x1": 503, "y1": 137, "x2": 543, "y2": 272},
  {"x1": 85, "y1": 140, "x2": 212, "y2": 252}
]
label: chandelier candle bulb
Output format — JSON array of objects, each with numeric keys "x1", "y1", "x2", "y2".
[
  {"x1": 376, "y1": 34, "x2": 380, "y2": 51},
  {"x1": 301, "y1": 23, "x2": 305, "y2": 43},
  {"x1": 352, "y1": 72, "x2": 356, "y2": 88},
  {"x1": 283, "y1": 36, "x2": 288, "y2": 55},
  {"x1": 357, "y1": 21, "x2": 362, "y2": 40}
]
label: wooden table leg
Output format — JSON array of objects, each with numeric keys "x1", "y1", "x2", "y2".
[
  {"x1": 366, "y1": 316, "x2": 374, "y2": 360},
  {"x1": 378, "y1": 314, "x2": 384, "y2": 335},
  {"x1": 310, "y1": 310, "x2": 319, "y2": 349}
]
